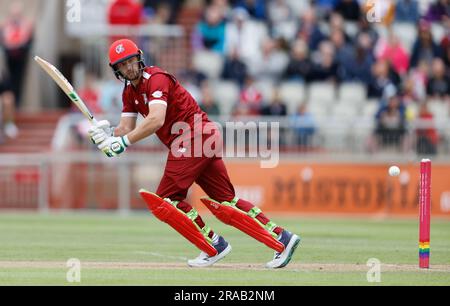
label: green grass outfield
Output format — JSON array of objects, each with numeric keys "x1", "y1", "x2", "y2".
[{"x1": 0, "y1": 213, "x2": 449, "y2": 286}]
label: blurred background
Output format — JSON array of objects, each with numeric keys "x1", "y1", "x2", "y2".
[{"x1": 0, "y1": 0, "x2": 449, "y2": 217}]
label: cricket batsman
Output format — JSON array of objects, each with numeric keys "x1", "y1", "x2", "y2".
[{"x1": 88, "y1": 39, "x2": 301, "y2": 268}]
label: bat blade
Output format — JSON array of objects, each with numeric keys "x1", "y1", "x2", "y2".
[{"x1": 34, "y1": 56, "x2": 97, "y2": 124}]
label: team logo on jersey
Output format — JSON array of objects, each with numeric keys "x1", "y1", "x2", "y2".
[
  {"x1": 152, "y1": 91, "x2": 163, "y2": 99},
  {"x1": 116, "y1": 44, "x2": 125, "y2": 54}
]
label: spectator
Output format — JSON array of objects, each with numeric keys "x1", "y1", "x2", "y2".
[
  {"x1": 225, "y1": 8, "x2": 268, "y2": 73},
  {"x1": 235, "y1": 0, "x2": 267, "y2": 21},
  {"x1": 395, "y1": 0, "x2": 420, "y2": 23},
  {"x1": 0, "y1": 73, "x2": 18, "y2": 139},
  {"x1": 402, "y1": 77, "x2": 424, "y2": 105},
  {"x1": 424, "y1": 0, "x2": 450, "y2": 23},
  {"x1": 426, "y1": 58, "x2": 450, "y2": 100},
  {"x1": 252, "y1": 38, "x2": 289, "y2": 82},
  {"x1": 209, "y1": 0, "x2": 232, "y2": 18},
  {"x1": 375, "y1": 31, "x2": 410, "y2": 76},
  {"x1": 291, "y1": 103, "x2": 316, "y2": 148},
  {"x1": 108, "y1": 0, "x2": 143, "y2": 42},
  {"x1": 416, "y1": 102, "x2": 439, "y2": 155},
  {"x1": 295, "y1": 7, "x2": 326, "y2": 52},
  {"x1": 179, "y1": 61, "x2": 208, "y2": 87},
  {"x1": 315, "y1": 0, "x2": 338, "y2": 19},
  {"x1": 76, "y1": 73, "x2": 102, "y2": 115},
  {"x1": 329, "y1": 28, "x2": 354, "y2": 81},
  {"x1": 143, "y1": 0, "x2": 184, "y2": 24},
  {"x1": 236, "y1": 76, "x2": 263, "y2": 115},
  {"x1": 355, "y1": 15, "x2": 379, "y2": 51},
  {"x1": 373, "y1": 86, "x2": 407, "y2": 150},
  {"x1": 199, "y1": 82, "x2": 221, "y2": 116},
  {"x1": 328, "y1": 12, "x2": 351, "y2": 43},
  {"x1": 284, "y1": 39, "x2": 313, "y2": 82},
  {"x1": 344, "y1": 33, "x2": 374, "y2": 84},
  {"x1": 109, "y1": 0, "x2": 143, "y2": 23},
  {"x1": 72, "y1": 73, "x2": 101, "y2": 141},
  {"x1": 71, "y1": 73, "x2": 103, "y2": 141},
  {"x1": 267, "y1": 0, "x2": 292, "y2": 26},
  {"x1": 333, "y1": 0, "x2": 361, "y2": 21},
  {"x1": 367, "y1": 60, "x2": 399, "y2": 99},
  {"x1": 407, "y1": 60, "x2": 429, "y2": 102},
  {"x1": 146, "y1": 2, "x2": 172, "y2": 25},
  {"x1": 0, "y1": 1, "x2": 34, "y2": 107},
  {"x1": 261, "y1": 89, "x2": 287, "y2": 116},
  {"x1": 441, "y1": 17, "x2": 450, "y2": 49},
  {"x1": 442, "y1": 43, "x2": 450, "y2": 68},
  {"x1": 410, "y1": 20, "x2": 442, "y2": 68},
  {"x1": 309, "y1": 41, "x2": 339, "y2": 82},
  {"x1": 267, "y1": 0, "x2": 296, "y2": 40},
  {"x1": 221, "y1": 47, "x2": 248, "y2": 87},
  {"x1": 192, "y1": 5, "x2": 227, "y2": 54},
  {"x1": 261, "y1": 88, "x2": 288, "y2": 146}
]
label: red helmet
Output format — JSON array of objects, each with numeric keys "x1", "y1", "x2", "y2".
[{"x1": 109, "y1": 39, "x2": 145, "y2": 81}]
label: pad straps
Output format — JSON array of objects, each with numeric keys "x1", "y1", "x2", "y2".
[
  {"x1": 164, "y1": 198, "x2": 213, "y2": 243},
  {"x1": 221, "y1": 197, "x2": 278, "y2": 238}
]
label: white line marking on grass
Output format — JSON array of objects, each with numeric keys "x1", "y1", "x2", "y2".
[{"x1": 133, "y1": 251, "x2": 188, "y2": 261}]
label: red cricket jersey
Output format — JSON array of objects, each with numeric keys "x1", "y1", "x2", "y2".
[{"x1": 122, "y1": 66, "x2": 218, "y2": 151}]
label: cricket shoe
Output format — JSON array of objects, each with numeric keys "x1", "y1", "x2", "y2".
[
  {"x1": 188, "y1": 236, "x2": 232, "y2": 267},
  {"x1": 265, "y1": 230, "x2": 301, "y2": 269}
]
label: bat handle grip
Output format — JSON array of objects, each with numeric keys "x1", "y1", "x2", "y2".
[{"x1": 91, "y1": 118, "x2": 99, "y2": 125}]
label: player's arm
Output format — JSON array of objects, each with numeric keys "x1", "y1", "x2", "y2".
[
  {"x1": 97, "y1": 104, "x2": 166, "y2": 156},
  {"x1": 113, "y1": 116, "x2": 137, "y2": 137},
  {"x1": 126, "y1": 103, "x2": 166, "y2": 144},
  {"x1": 97, "y1": 74, "x2": 170, "y2": 156}
]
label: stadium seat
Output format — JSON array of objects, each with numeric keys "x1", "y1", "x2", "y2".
[
  {"x1": 361, "y1": 100, "x2": 379, "y2": 117},
  {"x1": 337, "y1": 82, "x2": 367, "y2": 109},
  {"x1": 210, "y1": 80, "x2": 240, "y2": 116},
  {"x1": 308, "y1": 102, "x2": 330, "y2": 117},
  {"x1": 286, "y1": 0, "x2": 311, "y2": 14},
  {"x1": 279, "y1": 82, "x2": 306, "y2": 114},
  {"x1": 318, "y1": 21, "x2": 330, "y2": 36},
  {"x1": 273, "y1": 21, "x2": 298, "y2": 42},
  {"x1": 431, "y1": 23, "x2": 445, "y2": 42},
  {"x1": 427, "y1": 99, "x2": 449, "y2": 121},
  {"x1": 308, "y1": 82, "x2": 336, "y2": 108},
  {"x1": 392, "y1": 23, "x2": 417, "y2": 52},
  {"x1": 331, "y1": 103, "x2": 359, "y2": 119},
  {"x1": 374, "y1": 24, "x2": 389, "y2": 39},
  {"x1": 344, "y1": 22, "x2": 358, "y2": 38},
  {"x1": 254, "y1": 80, "x2": 275, "y2": 104},
  {"x1": 192, "y1": 50, "x2": 224, "y2": 79}
]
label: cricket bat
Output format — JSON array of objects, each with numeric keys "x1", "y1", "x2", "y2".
[{"x1": 34, "y1": 56, "x2": 98, "y2": 125}]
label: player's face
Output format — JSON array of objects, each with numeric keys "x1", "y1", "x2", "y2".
[{"x1": 117, "y1": 56, "x2": 141, "y2": 81}]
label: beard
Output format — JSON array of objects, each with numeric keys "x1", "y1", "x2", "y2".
[{"x1": 125, "y1": 69, "x2": 141, "y2": 81}]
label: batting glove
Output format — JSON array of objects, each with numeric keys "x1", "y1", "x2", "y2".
[
  {"x1": 88, "y1": 120, "x2": 113, "y2": 145},
  {"x1": 98, "y1": 135, "x2": 131, "y2": 157}
]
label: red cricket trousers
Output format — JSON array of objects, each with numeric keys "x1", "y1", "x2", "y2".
[{"x1": 155, "y1": 153, "x2": 283, "y2": 238}]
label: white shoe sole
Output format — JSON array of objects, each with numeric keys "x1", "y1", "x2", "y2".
[
  {"x1": 188, "y1": 244, "x2": 232, "y2": 268},
  {"x1": 266, "y1": 234, "x2": 301, "y2": 269}
]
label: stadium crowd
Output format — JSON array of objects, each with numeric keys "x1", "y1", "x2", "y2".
[
  {"x1": 187, "y1": 0, "x2": 449, "y2": 153},
  {"x1": 85, "y1": 0, "x2": 450, "y2": 154},
  {"x1": 2, "y1": 0, "x2": 449, "y2": 155}
]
